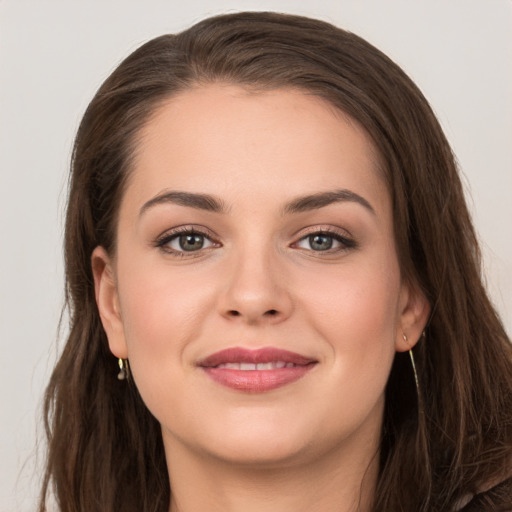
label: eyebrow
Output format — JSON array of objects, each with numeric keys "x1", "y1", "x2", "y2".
[
  {"x1": 139, "y1": 188, "x2": 375, "y2": 218},
  {"x1": 139, "y1": 190, "x2": 228, "y2": 217},
  {"x1": 282, "y1": 189, "x2": 375, "y2": 216}
]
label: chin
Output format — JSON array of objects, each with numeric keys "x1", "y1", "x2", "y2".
[
  {"x1": 189, "y1": 411, "x2": 354, "y2": 470},
  {"x1": 202, "y1": 431, "x2": 314, "y2": 468}
]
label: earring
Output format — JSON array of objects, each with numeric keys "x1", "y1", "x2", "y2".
[
  {"x1": 403, "y1": 334, "x2": 419, "y2": 393},
  {"x1": 117, "y1": 358, "x2": 129, "y2": 380}
]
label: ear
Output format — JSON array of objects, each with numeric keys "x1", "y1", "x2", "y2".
[
  {"x1": 395, "y1": 280, "x2": 431, "y2": 352},
  {"x1": 91, "y1": 246, "x2": 128, "y2": 359}
]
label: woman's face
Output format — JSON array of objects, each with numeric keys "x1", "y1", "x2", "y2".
[{"x1": 94, "y1": 85, "x2": 428, "y2": 469}]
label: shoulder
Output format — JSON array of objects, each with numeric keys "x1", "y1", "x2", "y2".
[{"x1": 457, "y1": 477, "x2": 512, "y2": 512}]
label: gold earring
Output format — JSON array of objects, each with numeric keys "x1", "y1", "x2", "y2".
[
  {"x1": 117, "y1": 358, "x2": 129, "y2": 380},
  {"x1": 403, "y1": 334, "x2": 419, "y2": 393}
]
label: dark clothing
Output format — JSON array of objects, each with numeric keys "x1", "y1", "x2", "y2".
[{"x1": 458, "y1": 478, "x2": 512, "y2": 511}]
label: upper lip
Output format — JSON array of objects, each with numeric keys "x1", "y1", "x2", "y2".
[{"x1": 197, "y1": 347, "x2": 317, "y2": 368}]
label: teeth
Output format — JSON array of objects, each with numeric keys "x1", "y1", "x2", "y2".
[
  {"x1": 216, "y1": 361, "x2": 296, "y2": 370},
  {"x1": 257, "y1": 362, "x2": 273, "y2": 370},
  {"x1": 215, "y1": 362, "x2": 245, "y2": 370}
]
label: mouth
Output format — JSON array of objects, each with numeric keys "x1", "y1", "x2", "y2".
[{"x1": 197, "y1": 347, "x2": 318, "y2": 393}]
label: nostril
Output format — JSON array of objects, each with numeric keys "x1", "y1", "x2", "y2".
[{"x1": 225, "y1": 309, "x2": 280, "y2": 319}]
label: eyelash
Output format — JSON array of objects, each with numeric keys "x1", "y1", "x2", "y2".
[
  {"x1": 154, "y1": 226, "x2": 357, "y2": 257},
  {"x1": 292, "y1": 227, "x2": 357, "y2": 254},
  {"x1": 155, "y1": 226, "x2": 219, "y2": 257}
]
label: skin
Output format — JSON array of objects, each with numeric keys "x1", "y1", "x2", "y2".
[{"x1": 92, "y1": 84, "x2": 429, "y2": 512}]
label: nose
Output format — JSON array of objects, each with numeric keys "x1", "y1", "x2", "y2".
[{"x1": 217, "y1": 244, "x2": 293, "y2": 325}]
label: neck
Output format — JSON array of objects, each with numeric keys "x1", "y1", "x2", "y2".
[{"x1": 165, "y1": 433, "x2": 379, "y2": 512}]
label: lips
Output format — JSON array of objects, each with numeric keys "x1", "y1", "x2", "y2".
[{"x1": 197, "y1": 347, "x2": 317, "y2": 392}]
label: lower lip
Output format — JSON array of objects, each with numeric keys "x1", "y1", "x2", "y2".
[{"x1": 201, "y1": 364, "x2": 316, "y2": 392}]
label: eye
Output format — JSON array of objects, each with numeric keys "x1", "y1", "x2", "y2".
[
  {"x1": 294, "y1": 230, "x2": 356, "y2": 252},
  {"x1": 302, "y1": 233, "x2": 335, "y2": 251},
  {"x1": 172, "y1": 233, "x2": 212, "y2": 252},
  {"x1": 156, "y1": 228, "x2": 217, "y2": 255}
]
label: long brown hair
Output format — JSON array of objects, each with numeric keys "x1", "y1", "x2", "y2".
[{"x1": 39, "y1": 11, "x2": 512, "y2": 511}]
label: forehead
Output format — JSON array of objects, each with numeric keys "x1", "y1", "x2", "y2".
[{"x1": 125, "y1": 84, "x2": 388, "y2": 215}]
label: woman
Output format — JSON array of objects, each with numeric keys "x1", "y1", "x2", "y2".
[{"x1": 39, "y1": 11, "x2": 512, "y2": 512}]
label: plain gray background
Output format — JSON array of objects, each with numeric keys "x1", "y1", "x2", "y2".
[{"x1": 1, "y1": 1, "x2": 511, "y2": 510}]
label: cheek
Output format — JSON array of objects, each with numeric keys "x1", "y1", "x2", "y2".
[
  {"x1": 116, "y1": 258, "x2": 216, "y2": 368},
  {"x1": 295, "y1": 262, "x2": 400, "y2": 431},
  {"x1": 114, "y1": 259, "x2": 220, "y2": 418},
  {"x1": 298, "y1": 256, "x2": 401, "y2": 374},
  {"x1": 303, "y1": 260, "x2": 400, "y2": 325}
]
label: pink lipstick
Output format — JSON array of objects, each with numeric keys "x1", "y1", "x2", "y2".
[{"x1": 197, "y1": 347, "x2": 317, "y2": 392}]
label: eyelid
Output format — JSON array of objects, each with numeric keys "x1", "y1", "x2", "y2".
[
  {"x1": 155, "y1": 225, "x2": 220, "y2": 256},
  {"x1": 291, "y1": 226, "x2": 357, "y2": 252},
  {"x1": 153, "y1": 224, "x2": 356, "y2": 257}
]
